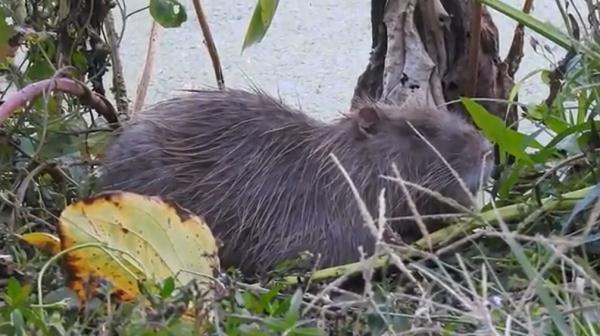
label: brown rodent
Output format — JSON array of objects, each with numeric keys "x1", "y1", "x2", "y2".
[{"x1": 98, "y1": 89, "x2": 493, "y2": 275}]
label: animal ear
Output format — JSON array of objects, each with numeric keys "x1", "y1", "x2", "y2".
[{"x1": 356, "y1": 106, "x2": 380, "y2": 134}]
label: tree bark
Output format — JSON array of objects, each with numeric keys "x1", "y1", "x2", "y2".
[{"x1": 353, "y1": 0, "x2": 518, "y2": 129}]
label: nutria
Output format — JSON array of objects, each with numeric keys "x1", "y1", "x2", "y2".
[{"x1": 98, "y1": 89, "x2": 493, "y2": 275}]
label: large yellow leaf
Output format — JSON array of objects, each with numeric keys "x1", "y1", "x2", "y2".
[{"x1": 56, "y1": 191, "x2": 220, "y2": 302}]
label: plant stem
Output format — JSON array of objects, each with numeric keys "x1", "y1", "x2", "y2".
[
  {"x1": 280, "y1": 185, "x2": 595, "y2": 285},
  {"x1": 133, "y1": 20, "x2": 160, "y2": 114},
  {"x1": 191, "y1": 0, "x2": 225, "y2": 89}
]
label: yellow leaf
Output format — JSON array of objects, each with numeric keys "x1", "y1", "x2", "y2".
[
  {"x1": 19, "y1": 232, "x2": 61, "y2": 255},
  {"x1": 57, "y1": 191, "x2": 220, "y2": 302}
]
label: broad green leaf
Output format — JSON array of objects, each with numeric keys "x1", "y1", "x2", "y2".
[
  {"x1": 482, "y1": 0, "x2": 572, "y2": 50},
  {"x1": 242, "y1": 0, "x2": 280, "y2": 51},
  {"x1": 57, "y1": 191, "x2": 220, "y2": 302},
  {"x1": 149, "y1": 0, "x2": 187, "y2": 28},
  {"x1": 461, "y1": 98, "x2": 541, "y2": 165}
]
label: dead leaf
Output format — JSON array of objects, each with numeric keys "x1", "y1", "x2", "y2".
[{"x1": 56, "y1": 191, "x2": 220, "y2": 302}]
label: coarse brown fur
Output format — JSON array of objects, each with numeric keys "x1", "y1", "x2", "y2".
[{"x1": 99, "y1": 89, "x2": 493, "y2": 276}]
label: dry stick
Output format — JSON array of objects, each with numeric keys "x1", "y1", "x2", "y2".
[
  {"x1": 104, "y1": 9, "x2": 130, "y2": 116},
  {"x1": 504, "y1": 0, "x2": 535, "y2": 78},
  {"x1": 191, "y1": 0, "x2": 225, "y2": 89},
  {"x1": 391, "y1": 164, "x2": 433, "y2": 250},
  {"x1": 464, "y1": 0, "x2": 483, "y2": 97},
  {"x1": 0, "y1": 77, "x2": 118, "y2": 127},
  {"x1": 133, "y1": 20, "x2": 161, "y2": 114}
]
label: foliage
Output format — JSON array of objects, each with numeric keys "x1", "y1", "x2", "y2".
[
  {"x1": 242, "y1": 0, "x2": 280, "y2": 52},
  {"x1": 149, "y1": 0, "x2": 187, "y2": 28},
  {"x1": 0, "y1": 0, "x2": 600, "y2": 335}
]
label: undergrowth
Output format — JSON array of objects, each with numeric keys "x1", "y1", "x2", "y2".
[{"x1": 0, "y1": 0, "x2": 600, "y2": 335}]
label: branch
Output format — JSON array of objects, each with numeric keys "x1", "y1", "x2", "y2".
[
  {"x1": 0, "y1": 78, "x2": 119, "y2": 128},
  {"x1": 192, "y1": 0, "x2": 225, "y2": 89},
  {"x1": 464, "y1": 0, "x2": 483, "y2": 97},
  {"x1": 133, "y1": 20, "x2": 161, "y2": 114},
  {"x1": 104, "y1": 9, "x2": 130, "y2": 116},
  {"x1": 504, "y1": 0, "x2": 534, "y2": 78}
]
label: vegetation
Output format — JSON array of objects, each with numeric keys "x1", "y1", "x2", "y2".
[{"x1": 0, "y1": 0, "x2": 599, "y2": 334}]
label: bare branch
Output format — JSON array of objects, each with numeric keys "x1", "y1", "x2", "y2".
[
  {"x1": 504, "y1": 0, "x2": 535, "y2": 78},
  {"x1": 104, "y1": 9, "x2": 130, "y2": 116},
  {"x1": 464, "y1": 0, "x2": 483, "y2": 97},
  {"x1": 192, "y1": 0, "x2": 225, "y2": 89},
  {"x1": 133, "y1": 20, "x2": 161, "y2": 114},
  {"x1": 0, "y1": 78, "x2": 118, "y2": 128}
]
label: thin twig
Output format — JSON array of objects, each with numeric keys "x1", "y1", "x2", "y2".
[
  {"x1": 191, "y1": 0, "x2": 225, "y2": 89},
  {"x1": 133, "y1": 20, "x2": 161, "y2": 114}
]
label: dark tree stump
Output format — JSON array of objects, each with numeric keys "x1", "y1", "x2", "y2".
[{"x1": 352, "y1": 0, "x2": 518, "y2": 131}]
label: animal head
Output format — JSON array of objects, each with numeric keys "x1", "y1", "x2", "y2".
[{"x1": 350, "y1": 102, "x2": 494, "y2": 206}]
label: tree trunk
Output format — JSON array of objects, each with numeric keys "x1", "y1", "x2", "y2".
[{"x1": 352, "y1": 0, "x2": 517, "y2": 130}]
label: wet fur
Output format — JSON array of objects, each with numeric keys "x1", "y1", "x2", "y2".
[{"x1": 99, "y1": 89, "x2": 492, "y2": 275}]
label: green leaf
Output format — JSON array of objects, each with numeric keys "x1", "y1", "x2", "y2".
[
  {"x1": 540, "y1": 70, "x2": 552, "y2": 85},
  {"x1": 71, "y1": 50, "x2": 88, "y2": 73},
  {"x1": 242, "y1": 0, "x2": 280, "y2": 51},
  {"x1": 481, "y1": 0, "x2": 572, "y2": 50},
  {"x1": 82, "y1": 131, "x2": 113, "y2": 159},
  {"x1": 4, "y1": 278, "x2": 31, "y2": 308},
  {"x1": 24, "y1": 40, "x2": 56, "y2": 82},
  {"x1": 461, "y1": 98, "x2": 541, "y2": 165},
  {"x1": 10, "y1": 309, "x2": 24, "y2": 335},
  {"x1": 284, "y1": 288, "x2": 303, "y2": 326},
  {"x1": 242, "y1": 291, "x2": 261, "y2": 313},
  {"x1": 532, "y1": 121, "x2": 600, "y2": 162},
  {"x1": 260, "y1": 284, "x2": 282, "y2": 315},
  {"x1": 160, "y1": 277, "x2": 176, "y2": 298},
  {"x1": 149, "y1": 0, "x2": 187, "y2": 28}
]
